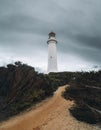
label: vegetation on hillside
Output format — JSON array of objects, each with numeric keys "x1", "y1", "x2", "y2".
[
  {"x1": 0, "y1": 62, "x2": 59, "y2": 122},
  {"x1": 0, "y1": 62, "x2": 101, "y2": 125},
  {"x1": 63, "y1": 71, "x2": 101, "y2": 124},
  {"x1": 48, "y1": 72, "x2": 73, "y2": 87}
]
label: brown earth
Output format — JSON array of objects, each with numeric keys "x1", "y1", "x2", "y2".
[{"x1": 0, "y1": 85, "x2": 100, "y2": 130}]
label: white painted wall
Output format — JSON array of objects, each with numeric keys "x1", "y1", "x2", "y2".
[{"x1": 47, "y1": 37, "x2": 58, "y2": 73}]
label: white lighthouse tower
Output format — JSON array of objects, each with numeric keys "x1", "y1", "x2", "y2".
[{"x1": 47, "y1": 32, "x2": 58, "y2": 73}]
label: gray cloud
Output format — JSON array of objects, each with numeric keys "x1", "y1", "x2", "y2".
[
  {"x1": 75, "y1": 35, "x2": 101, "y2": 49},
  {"x1": 0, "y1": 0, "x2": 101, "y2": 71}
]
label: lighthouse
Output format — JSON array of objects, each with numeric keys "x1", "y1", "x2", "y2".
[{"x1": 47, "y1": 32, "x2": 58, "y2": 73}]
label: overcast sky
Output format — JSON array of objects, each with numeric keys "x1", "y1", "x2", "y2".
[{"x1": 0, "y1": 0, "x2": 101, "y2": 72}]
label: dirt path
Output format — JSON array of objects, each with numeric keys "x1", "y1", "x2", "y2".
[{"x1": 0, "y1": 85, "x2": 100, "y2": 130}]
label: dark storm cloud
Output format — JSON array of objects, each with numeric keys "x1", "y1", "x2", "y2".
[
  {"x1": 0, "y1": 0, "x2": 101, "y2": 71},
  {"x1": 56, "y1": 0, "x2": 101, "y2": 66},
  {"x1": 75, "y1": 34, "x2": 101, "y2": 50},
  {"x1": 58, "y1": 32, "x2": 101, "y2": 64},
  {"x1": 0, "y1": 14, "x2": 50, "y2": 35}
]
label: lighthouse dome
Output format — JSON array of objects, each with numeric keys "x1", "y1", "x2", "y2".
[{"x1": 49, "y1": 32, "x2": 56, "y2": 37}]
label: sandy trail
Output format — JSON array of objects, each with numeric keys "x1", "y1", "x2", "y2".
[{"x1": 0, "y1": 85, "x2": 100, "y2": 130}]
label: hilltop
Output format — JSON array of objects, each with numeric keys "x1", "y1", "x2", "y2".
[
  {"x1": 0, "y1": 62, "x2": 58, "y2": 122},
  {"x1": 0, "y1": 62, "x2": 101, "y2": 129}
]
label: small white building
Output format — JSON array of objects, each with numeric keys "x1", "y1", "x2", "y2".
[{"x1": 47, "y1": 32, "x2": 58, "y2": 73}]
